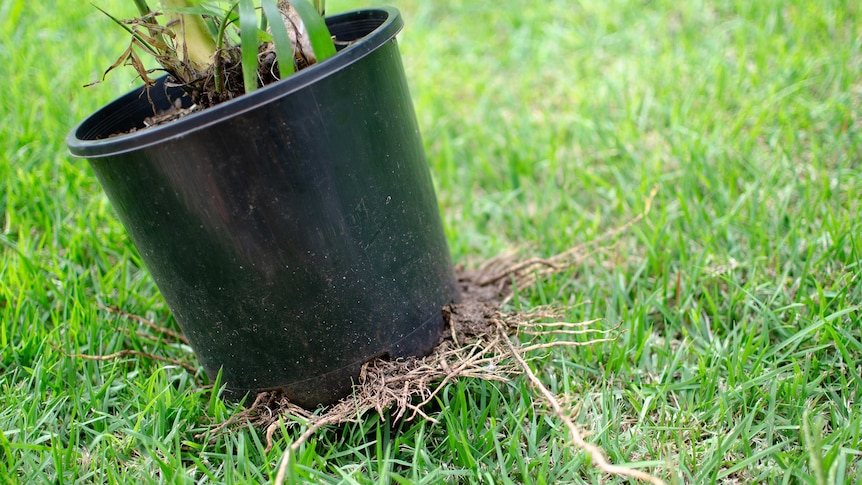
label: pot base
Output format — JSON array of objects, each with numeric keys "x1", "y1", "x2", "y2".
[{"x1": 245, "y1": 308, "x2": 444, "y2": 408}]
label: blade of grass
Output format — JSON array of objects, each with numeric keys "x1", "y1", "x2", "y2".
[
  {"x1": 262, "y1": 0, "x2": 294, "y2": 78},
  {"x1": 287, "y1": 0, "x2": 335, "y2": 61},
  {"x1": 802, "y1": 408, "x2": 827, "y2": 485},
  {"x1": 238, "y1": 0, "x2": 259, "y2": 93}
]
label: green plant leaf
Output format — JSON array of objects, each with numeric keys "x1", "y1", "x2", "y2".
[
  {"x1": 214, "y1": 1, "x2": 239, "y2": 49},
  {"x1": 287, "y1": 0, "x2": 335, "y2": 61},
  {"x1": 238, "y1": 0, "x2": 258, "y2": 93},
  {"x1": 261, "y1": 0, "x2": 294, "y2": 78}
]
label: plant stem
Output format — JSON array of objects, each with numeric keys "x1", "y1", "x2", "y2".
[
  {"x1": 133, "y1": 0, "x2": 151, "y2": 16},
  {"x1": 213, "y1": 2, "x2": 240, "y2": 96},
  {"x1": 162, "y1": 0, "x2": 218, "y2": 70}
]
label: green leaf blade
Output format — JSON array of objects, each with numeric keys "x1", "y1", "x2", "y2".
[
  {"x1": 238, "y1": 0, "x2": 259, "y2": 94},
  {"x1": 287, "y1": 0, "x2": 335, "y2": 62},
  {"x1": 261, "y1": 0, "x2": 295, "y2": 78}
]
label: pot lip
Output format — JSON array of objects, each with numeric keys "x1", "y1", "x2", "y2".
[{"x1": 67, "y1": 7, "x2": 402, "y2": 158}]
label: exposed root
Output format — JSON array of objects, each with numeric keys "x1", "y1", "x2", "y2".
[
  {"x1": 63, "y1": 349, "x2": 198, "y2": 374},
  {"x1": 99, "y1": 303, "x2": 190, "y2": 345},
  {"x1": 475, "y1": 186, "x2": 657, "y2": 296},
  {"x1": 494, "y1": 318, "x2": 667, "y2": 485},
  {"x1": 477, "y1": 257, "x2": 561, "y2": 286},
  {"x1": 62, "y1": 304, "x2": 197, "y2": 374}
]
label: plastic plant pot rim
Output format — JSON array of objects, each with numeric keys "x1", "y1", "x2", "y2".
[{"x1": 67, "y1": 7, "x2": 402, "y2": 158}]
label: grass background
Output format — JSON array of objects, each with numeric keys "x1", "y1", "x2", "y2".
[{"x1": 2, "y1": 0, "x2": 861, "y2": 483}]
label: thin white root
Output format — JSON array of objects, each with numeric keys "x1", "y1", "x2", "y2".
[
  {"x1": 494, "y1": 319, "x2": 667, "y2": 485},
  {"x1": 273, "y1": 418, "x2": 333, "y2": 485}
]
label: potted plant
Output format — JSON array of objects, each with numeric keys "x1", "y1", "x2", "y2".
[{"x1": 67, "y1": 0, "x2": 459, "y2": 408}]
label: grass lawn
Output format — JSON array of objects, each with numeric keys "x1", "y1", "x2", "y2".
[{"x1": 2, "y1": 0, "x2": 861, "y2": 483}]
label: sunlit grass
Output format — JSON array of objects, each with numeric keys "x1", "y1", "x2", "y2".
[{"x1": 1, "y1": 0, "x2": 860, "y2": 482}]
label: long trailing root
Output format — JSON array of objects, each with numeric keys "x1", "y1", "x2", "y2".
[
  {"x1": 475, "y1": 186, "x2": 658, "y2": 295},
  {"x1": 99, "y1": 303, "x2": 189, "y2": 345},
  {"x1": 63, "y1": 349, "x2": 198, "y2": 374},
  {"x1": 494, "y1": 318, "x2": 667, "y2": 485},
  {"x1": 62, "y1": 304, "x2": 198, "y2": 374}
]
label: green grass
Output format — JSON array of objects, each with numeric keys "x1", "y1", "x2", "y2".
[{"x1": 2, "y1": 0, "x2": 861, "y2": 483}]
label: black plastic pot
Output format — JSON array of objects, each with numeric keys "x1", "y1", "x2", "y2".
[{"x1": 67, "y1": 8, "x2": 458, "y2": 408}]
